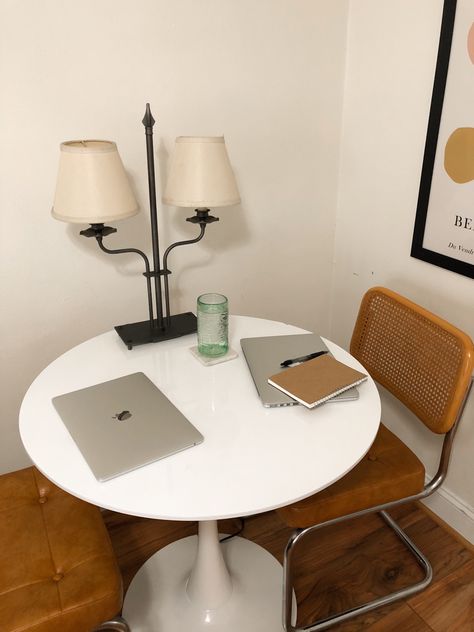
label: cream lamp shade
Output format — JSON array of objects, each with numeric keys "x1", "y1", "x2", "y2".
[
  {"x1": 163, "y1": 137, "x2": 240, "y2": 208},
  {"x1": 52, "y1": 140, "x2": 139, "y2": 223}
]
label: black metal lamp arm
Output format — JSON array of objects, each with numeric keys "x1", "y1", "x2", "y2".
[
  {"x1": 93, "y1": 232, "x2": 155, "y2": 326},
  {"x1": 162, "y1": 223, "x2": 207, "y2": 326}
]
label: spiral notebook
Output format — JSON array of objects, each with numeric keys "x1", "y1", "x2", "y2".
[{"x1": 267, "y1": 354, "x2": 368, "y2": 409}]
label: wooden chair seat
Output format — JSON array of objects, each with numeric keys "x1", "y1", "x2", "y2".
[
  {"x1": 277, "y1": 424, "x2": 425, "y2": 528},
  {"x1": 0, "y1": 467, "x2": 123, "y2": 632}
]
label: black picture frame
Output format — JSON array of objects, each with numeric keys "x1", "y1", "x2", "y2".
[{"x1": 411, "y1": 0, "x2": 474, "y2": 279}]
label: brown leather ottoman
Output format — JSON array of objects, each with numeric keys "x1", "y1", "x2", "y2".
[{"x1": 0, "y1": 467, "x2": 124, "y2": 632}]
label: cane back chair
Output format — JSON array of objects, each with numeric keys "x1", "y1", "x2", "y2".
[
  {"x1": 0, "y1": 466, "x2": 130, "y2": 632},
  {"x1": 277, "y1": 287, "x2": 474, "y2": 631}
]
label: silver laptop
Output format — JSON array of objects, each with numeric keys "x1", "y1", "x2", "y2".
[
  {"x1": 240, "y1": 334, "x2": 359, "y2": 408},
  {"x1": 52, "y1": 372, "x2": 203, "y2": 482}
]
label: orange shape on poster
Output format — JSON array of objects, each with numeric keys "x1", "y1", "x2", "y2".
[
  {"x1": 468, "y1": 23, "x2": 474, "y2": 64},
  {"x1": 444, "y1": 128, "x2": 474, "y2": 184}
]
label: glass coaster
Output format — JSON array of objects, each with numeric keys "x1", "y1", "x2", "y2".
[{"x1": 189, "y1": 346, "x2": 238, "y2": 366}]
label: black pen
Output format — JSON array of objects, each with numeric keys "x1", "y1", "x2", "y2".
[{"x1": 280, "y1": 350, "x2": 328, "y2": 368}]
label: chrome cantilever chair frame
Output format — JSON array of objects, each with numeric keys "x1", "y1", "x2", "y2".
[
  {"x1": 282, "y1": 381, "x2": 472, "y2": 631},
  {"x1": 281, "y1": 287, "x2": 474, "y2": 632}
]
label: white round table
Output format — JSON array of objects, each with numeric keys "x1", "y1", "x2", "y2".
[{"x1": 20, "y1": 316, "x2": 380, "y2": 631}]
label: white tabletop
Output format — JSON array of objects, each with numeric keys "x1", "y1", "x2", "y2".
[{"x1": 19, "y1": 315, "x2": 380, "y2": 521}]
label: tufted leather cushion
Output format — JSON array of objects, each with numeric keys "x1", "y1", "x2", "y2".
[
  {"x1": 277, "y1": 424, "x2": 425, "y2": 528},
  {"x1": 0, "y1": 467, "x2": 122, "y2": 632}
]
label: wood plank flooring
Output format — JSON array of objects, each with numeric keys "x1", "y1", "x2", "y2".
[{"x1": 103, "y1": 502, "x2": 474, "y2": 631}]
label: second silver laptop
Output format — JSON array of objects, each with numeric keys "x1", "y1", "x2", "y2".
[{"x1": 241, "y1": 334, "x2": 359, "y2": 407}]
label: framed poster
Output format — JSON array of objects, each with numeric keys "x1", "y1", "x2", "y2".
[{"x1": 411, "y1": 0, "x2": 474, "y2": 279}]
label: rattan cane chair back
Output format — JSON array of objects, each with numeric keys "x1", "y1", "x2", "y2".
[{"x1": 350, "y1": 287, "x2": 474, "y2": 434}]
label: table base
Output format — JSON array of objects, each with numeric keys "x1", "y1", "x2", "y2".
[{"x1": 123, "y1": 534, "x2": 291, "y2": 631}]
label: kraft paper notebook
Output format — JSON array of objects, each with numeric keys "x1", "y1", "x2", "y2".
[{"x1": 267, "y1": 354, "x2": 368, "y2": 409}]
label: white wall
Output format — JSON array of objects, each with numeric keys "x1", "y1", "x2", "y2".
[
  {"x1": 332, "y1": 0, "x2": 474, "y2": 538},
  {"x1": 2, "y1": 0, "x2": 473, "y2": 540},
  {"x1": 0, "y1": 0, "x2": 349, "y2": 473}
]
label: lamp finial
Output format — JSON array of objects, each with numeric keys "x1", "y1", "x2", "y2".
[{"x1": 142, "y1": 103, "x2": 155, "y2": 130}]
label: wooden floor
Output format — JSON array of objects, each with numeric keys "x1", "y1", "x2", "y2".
[{"x1": 104, "y1": 502, "x2": 474, "y2": 631}]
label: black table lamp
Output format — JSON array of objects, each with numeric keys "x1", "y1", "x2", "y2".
[{"x1": 52, "y1": 104, "x2": 240, "y2": 349}]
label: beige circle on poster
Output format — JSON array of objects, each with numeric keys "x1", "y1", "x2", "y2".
[
  {"x1": 444, "y1": 127, "x2": 474, "y2": 183},
  {"x1": 468, "y1": 23, "x2": 474, "y2": 64}
]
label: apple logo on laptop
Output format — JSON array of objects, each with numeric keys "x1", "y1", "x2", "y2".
[{"x1": 113, "y1": 410, "x2": 132, "y2": 422}]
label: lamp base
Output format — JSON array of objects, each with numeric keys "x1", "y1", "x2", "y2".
[{"x1": 115, "y1": 312, "x2": 197, "y2": 350}]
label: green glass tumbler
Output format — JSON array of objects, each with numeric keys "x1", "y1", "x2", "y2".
[{"x1": 197, "y1": 293, "x2": 229, "y2": 357}]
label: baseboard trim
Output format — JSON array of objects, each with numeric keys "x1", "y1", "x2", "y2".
[{"x1": 421, "y1": 483, "x2": 474, "y2": 546}]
